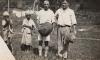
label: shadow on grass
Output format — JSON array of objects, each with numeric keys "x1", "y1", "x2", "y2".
[
  {"x1": 31, "y1": 46, "x2": 58, "y2": 56},
  {"x1": 32, "y1": 48, "x2": 39, "y2": 55}
]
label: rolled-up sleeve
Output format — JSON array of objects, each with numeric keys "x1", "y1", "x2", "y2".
[
  {"x1": 2, "y1": 20, "x2": 6, "y2": 26},
  {"x1": 71, "y1": 11, "x2": 77, "y2": 25}
]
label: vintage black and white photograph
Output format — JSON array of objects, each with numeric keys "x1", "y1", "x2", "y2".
[{"x1": 0, "y1": 0, "x2": 100, "y2": 60}]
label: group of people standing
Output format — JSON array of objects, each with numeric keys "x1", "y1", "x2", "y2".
[{"x1": 2, "y1": 0, "x2": 77, "y2": 60}]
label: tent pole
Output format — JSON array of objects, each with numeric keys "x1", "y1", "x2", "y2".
[{"x1": 8, "y1": 0, "x2": 10, "y2": 12}]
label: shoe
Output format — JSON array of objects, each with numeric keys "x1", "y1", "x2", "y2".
[
  {"x1": 63, "y1": 58, "x2": 67, "y2": 60},
  {"x1": 57, "y1": 53, "x2": 62, "y2": 57},
  {"x1": 62, "y1": 52, "x2": 68, "y2": 59}
]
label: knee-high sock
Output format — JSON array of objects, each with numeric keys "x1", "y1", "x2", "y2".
[
  {"x1": 38, "y1": 46, "x2": 42, "y2": 56},
  {"x1": 44, "y1": 46, "x2": 49, "y2": 57}
]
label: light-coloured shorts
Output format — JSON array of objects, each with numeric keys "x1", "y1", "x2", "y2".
[{"x1": 38, "y1": 34, "x2": 50, "y2": 41}]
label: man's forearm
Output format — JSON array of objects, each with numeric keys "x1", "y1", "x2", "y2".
[{"x1": 73, "y1": 25, "x2": 77, "y2": 34}]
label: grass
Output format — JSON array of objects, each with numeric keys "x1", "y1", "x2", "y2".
[{"x1": 1, "y1": 10, "x2": 100, "y2": 60}]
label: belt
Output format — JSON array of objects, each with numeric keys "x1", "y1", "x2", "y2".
[
  {"x1": 58, "y1": 25, "x2": 71, "y2": 27},
  {"x1": 27, "y1": 33, "x2": 31, "y2": 34}
]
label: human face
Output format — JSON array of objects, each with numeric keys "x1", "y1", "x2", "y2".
[
  {"x1": 44, "y1": 2, "x2": 49, "y2": 10},
  {"x1": 26, "y1": 14, "x2": 31, "y2": 20},
  {"x1": 62, "y1": 2, "x2": 69, "y2": 10}
]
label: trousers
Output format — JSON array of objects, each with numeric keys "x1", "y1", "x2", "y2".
[{"x1": 57, "y1": 26, "x2": 72, "y2": 58}]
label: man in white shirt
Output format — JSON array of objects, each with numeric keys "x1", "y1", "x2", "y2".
[
  {"x1": 2, "y1": 11, "x2": 13, "y2": 52},
  {"x1": 37, "y1": 0, "x2": 55, "y2": 57},
  {"x1": 55, "y1": 0, "x2": 77, "y2": 59},
  {"x1": 21, "y1": 10, "x2": 36, "y2": 52}
]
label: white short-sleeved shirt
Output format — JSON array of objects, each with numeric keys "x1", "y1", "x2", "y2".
[
  {"x1": 37, "y1": 9, "x2": 55, "y2": 24},
  {"x1": 22, "y1": 18, "x2": 36, "y2": 33},
  {"x1": 2, "y1": 19, "x2": 13, "y2": 26},
  {"x1": 2, "y1": 20, "x2": 6, "y2": 26},
  {"x1": 55, "y1": 8, "x2": 77, "y2": 26}
]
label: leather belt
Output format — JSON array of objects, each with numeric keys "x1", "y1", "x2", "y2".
[
  {"x1": 58, "y1": 25, "x2": 71, "y2": 27},
  {"x1": 27, "y1": 33, "x2": 31, "y2": 34}
]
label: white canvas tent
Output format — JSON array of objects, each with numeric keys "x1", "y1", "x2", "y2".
[
  {"x1": 12, "y1": 9, "x2": 34, "y2": 18},
  {"x1": 0, "y1": 36, "x2": 15, "y2": 60}
]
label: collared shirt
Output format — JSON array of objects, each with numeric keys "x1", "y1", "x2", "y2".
[
  {"x1": 55, "y1": 8, "x2": 77, "y2": 26},
  {"x1": 2, "y1": 19, "x2": 12, "y2": 26},
  {"x1": 2, "y1": 19, "x2": 13, "y2": 30},
  {"x1": 2, "y1": 20, "x2": 7, "y2": 26},
  {"x1": 22, "y1": 18, "x2": 36, "y2": 33},
  {"x1": 37, "y1": 9, "x2": 55, "y2": 24}
]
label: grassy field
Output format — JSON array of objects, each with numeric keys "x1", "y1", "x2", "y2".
[{"x1": 2, "y1": 10, "x2": 100, "y2": 60}]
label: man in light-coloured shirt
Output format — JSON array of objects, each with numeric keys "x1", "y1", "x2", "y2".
[
  {"x1": 37, "y1": 0, "x2": 55, "y2": 57},
  {"x1": 55, "y1": 0, "x2": 77, "y2": 59},
  {"x1": 2, "y1": 11, "x2": 13, "y2": 52}
]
